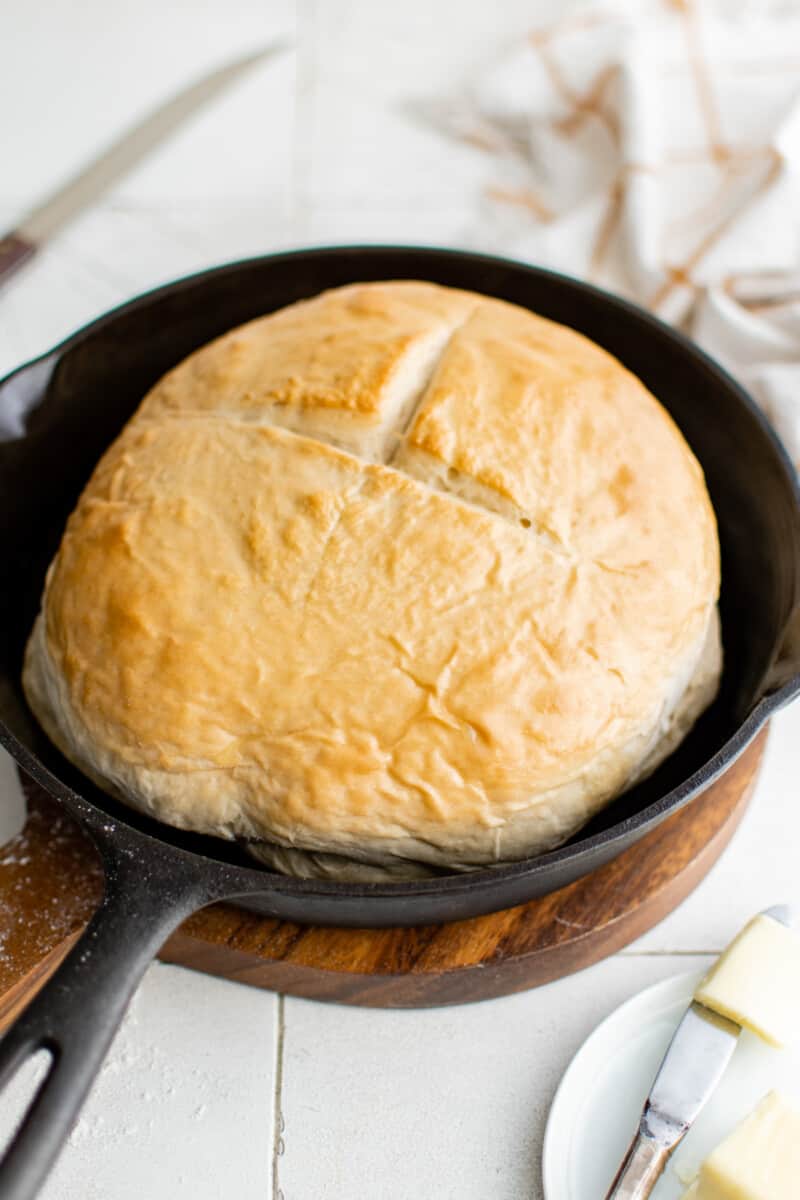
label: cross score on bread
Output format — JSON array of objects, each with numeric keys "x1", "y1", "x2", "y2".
[{"x1": 22, "y1": 282, "x2": 721, "y2": 880}]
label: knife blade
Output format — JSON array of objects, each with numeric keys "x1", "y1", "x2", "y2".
[
  {"x1": 604, "y1": 1001, "x2": 740, "y2": 1200},
  {"x1": 0, "y1": 42, "x2": 290, "y2": 291}
]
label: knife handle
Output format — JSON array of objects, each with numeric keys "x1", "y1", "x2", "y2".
[
  {"x1": 603, "y1": 1130, "x2": 672, "y2": 1200},
  {"x1": 0, "y1": 232, "x2": 36, "y2": 290}
]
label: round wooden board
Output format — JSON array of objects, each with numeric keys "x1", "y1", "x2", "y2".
[{"x1": 0, "y1": 731, "x2": 766, "y2": 1022}]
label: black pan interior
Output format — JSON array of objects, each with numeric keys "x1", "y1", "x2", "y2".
[{"x1": 0, "y1": 247, "x2": 798, "y2": 923}]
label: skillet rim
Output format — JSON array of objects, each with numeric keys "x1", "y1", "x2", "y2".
[{"x1": 1, "y1": 243, "x2": 798, "y2": 905}]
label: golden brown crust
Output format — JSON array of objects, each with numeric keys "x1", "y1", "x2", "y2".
[
  {"x1": 140, "y1": 281, "x2": 479, "y2": 460},
  {"x1": 23, "y1": 281, "x2": 722, "y2": 876}
]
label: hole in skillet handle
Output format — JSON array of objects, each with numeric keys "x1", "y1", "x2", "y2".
[{"x1": 0, "y1": 818, "x2": 263, "y2": 1200}]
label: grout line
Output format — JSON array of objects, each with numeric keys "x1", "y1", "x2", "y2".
[
  {"x1": 291, "y1": 0, "x2": 318, "y2": 242},
  {"x1": 63, "y1": 246, "x2": 145, "y2": 295},
  {"x1": 271, "y1": 993, "x2": 286, "y2": 1200}
]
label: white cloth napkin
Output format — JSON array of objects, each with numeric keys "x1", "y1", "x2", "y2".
[{"x1": 430, "y1": 0, "x2": 800, "y2": 464}]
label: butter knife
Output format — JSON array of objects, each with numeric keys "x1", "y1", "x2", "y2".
[
  {"x1": 0, "y1": 42, "x2": 289, "y2": 291},
  {"x1": 604, "y1": 905, "x2": 793, "y2": 1199},
  {"x1": 603, "y1": 1001, "x2": 739, "y2": 1199}
]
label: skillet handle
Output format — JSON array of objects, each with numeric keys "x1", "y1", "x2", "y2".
[{"x1": 0, "y1": 844, "x2": 218, "y2": 1200}]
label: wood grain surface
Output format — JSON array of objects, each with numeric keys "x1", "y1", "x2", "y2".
[{"x1": 0, "y1": 731, "x2": 765, "y2": 1021}]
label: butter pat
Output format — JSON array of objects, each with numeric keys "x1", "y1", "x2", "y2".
[
  {"x1": 683, "y1": 1091, "x2": 800, "y2": 1199},
  {"x1": 694, "y1": 914, "x2": 800, "y2": 1046}
]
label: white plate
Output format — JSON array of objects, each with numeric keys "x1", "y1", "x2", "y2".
[{"x1": 542, "y1": 971, "x2": 800, "y2": 1200}]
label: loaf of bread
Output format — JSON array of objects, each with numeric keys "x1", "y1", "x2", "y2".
[{"x1": 23, "y1": 281, "x2": 722, "y2": 879}]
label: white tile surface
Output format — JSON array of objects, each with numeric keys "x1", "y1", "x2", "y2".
[
  {"x1": 1, "y1": 0, "x2": 799, "y2": 1197},
  {"x1": 0, "y1": 964, "x2": 277, "y2": 1200},
  {"x1": 278, "y1": 955, "x2": 713, "y2": 1200},
  {"x1": 0, "y1": 0, "x2": 296, "y2": 210}
]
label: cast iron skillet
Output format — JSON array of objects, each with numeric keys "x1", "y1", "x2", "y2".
[{"x1": 0, "y1": 246, "x2": 799, "y2": 1198}]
